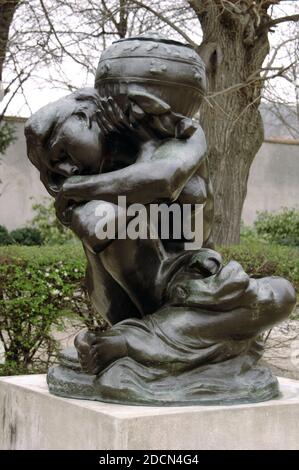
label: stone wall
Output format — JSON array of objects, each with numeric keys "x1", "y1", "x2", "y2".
[
  {"x1": 242, "y1": 140, "x2": 299, "y2": 225},
  {"x1": 0, "y1": 118, "x2": 48, "y2": 230},
  {"x1": 0, "y1": 118, "x2": 298, "y2": 230}
]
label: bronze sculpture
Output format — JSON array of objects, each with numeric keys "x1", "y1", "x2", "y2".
[{"x1": 25, "y1": 33, "x2": 296, "y2": 406}]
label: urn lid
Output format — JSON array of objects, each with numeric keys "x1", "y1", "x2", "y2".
[{"x1": 95, "y1": 32, "x2": 206, "y2": 94}]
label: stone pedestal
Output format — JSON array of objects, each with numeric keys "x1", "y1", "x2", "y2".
[{"x1": 0, "y1": 374, "x2": 299, "y2": 450}]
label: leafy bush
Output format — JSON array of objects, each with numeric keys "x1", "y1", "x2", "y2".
[
  {"x1": 0, "y1": 197, "x2": 73, "y2": 246},
  {"x1": 254, "y1": 209, "x2": 299, "y2": 247},
  {"x1": 0, "y1": 225, "x2": 14, "y2": 245},
  {"x1": 0, "y1": 244, "x2": 87, "y2": 375},
  {"x1": 0, "y1": 225, "x2": 43, "y2": 246},
  {"x1": 0, "y1": 122, "x2": 16, "y2": 155},
  {"x1": 31, "y1": 198, "x2": 75, "y2": 245},
  {"x1": 240, "y1": 221, "x2": 260, "y2": 243},
  {"x1": 10, "y1": 227, "x2": 43, "y2": 246}
]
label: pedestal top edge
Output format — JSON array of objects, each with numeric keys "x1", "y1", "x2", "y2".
[{"x1": 1, "y1": 374, "x2": 299, "y2": 419}]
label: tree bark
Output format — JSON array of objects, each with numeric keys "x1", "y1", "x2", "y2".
[
  {"x1": 0, "y1": 0, "x2": 20, "y2": 82},
  {"x1": 189, "y1": 0, "x2": 274, "y2": 245}
]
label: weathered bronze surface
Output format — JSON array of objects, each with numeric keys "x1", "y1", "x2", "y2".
[{"x1": 25, "y1": 33, "x2": 296, "y2": 406}]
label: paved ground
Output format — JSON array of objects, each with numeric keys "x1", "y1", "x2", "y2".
[
  {"x1": 0, "y1": 340, "x2": 4, "y2": 365},
  {"x1": 263, "y1": 317, "x2": 299, "y2": 380}
]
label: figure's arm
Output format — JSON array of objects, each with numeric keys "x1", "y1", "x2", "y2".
[{"x1": 58, "y1": 126, "x2": 207, "y2": 207}]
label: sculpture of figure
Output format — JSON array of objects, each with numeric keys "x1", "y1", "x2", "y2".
[{"x1": 25, "y1": 33, "x2": 296, "y2": 406}]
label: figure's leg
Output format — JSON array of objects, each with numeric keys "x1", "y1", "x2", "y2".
[
  {"x1": 70, "y1": 199, "x2": 171, "y2": 316},
  {"x1": 75, "y1": 310, "x2": 190, "y2": 375},
  {"x1": 177, "y1": 159, "x2": 214, "y2": 250},
  {"x1": 70, "y1": 200, "x2": 125, "y2": 254},
  {"x1": 168, "y1": 260, "x2": 296, "y2": 341},
  {"x1": 75, "y1": 260, "x2": 296, "y2": 376},
  {"x1": 184, "y1": 276, "x2": 296, "y2": 341},
  {"x1": 67, "y1": 199, "x2": 142, "y2": 324},
  {"x1": 224, "y1": 276, "x2": 296, "y2": 339},
  {"x1": 84, "y1": 247, "x2": 142, "y2": 325}
]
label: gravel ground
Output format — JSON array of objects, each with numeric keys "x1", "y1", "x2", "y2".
[{"x1": 263, "y1": 316, "x2": 299, "y2": 380}]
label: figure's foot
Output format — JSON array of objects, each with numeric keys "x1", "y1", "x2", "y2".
[
  {"x1": 74, "y1": 328, "x2": 127, "y2": 375},
  {"x1": 74, "y1": 329, "x2": 97, "y2": 373},
  {"x1": 255, "y1": 276, "x2": 296, "y2": 325},
  {"x1": 188, "y1": 248, "x2": 223, "y2": 277}
]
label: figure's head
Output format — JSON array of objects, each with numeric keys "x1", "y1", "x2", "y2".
[
  {"x1": 95, "y1": 32, "x2": 206, "y2": 119},
  {"x1": 25, "y1": 88, "x2": 103, "y2": 195}
]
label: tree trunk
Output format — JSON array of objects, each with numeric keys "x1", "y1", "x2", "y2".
[
  {"x1": 0, "y1": 0, "x2": 20, "y2": 82},
  {"x1": 189, "y1": 0, "x2": 273, "y2": 245}
]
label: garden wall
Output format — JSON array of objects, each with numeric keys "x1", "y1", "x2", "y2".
[
  {"x1": 0, "y1": 118, "x2": 298, "y2": 229},
  {"x1": 242, "y1": 139, "x2": 299, "y2": 224}
]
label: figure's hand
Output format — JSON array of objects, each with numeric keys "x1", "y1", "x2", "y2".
[
  {"x1": 127, "y1": 90, "x2": 199, "y2": 140},
  {"x1": 175, "y1": 117, "x2": 199, "y2": 139},
  {"x1": 97, "y1": 95, "x2": 155, "y2": 143},
  {"x1": 97, "y1": 96, "x2": 131, "y2": 134},
  {"x1": 97, "y1": 92, "x2": 199, "y2": 142},
  {"x1": 54, "y1": 180, "x2": 83, "y2": 226}
]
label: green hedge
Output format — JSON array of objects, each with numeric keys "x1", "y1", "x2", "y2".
[
  {"x1": 0, "y1": 241, "x2": 297, "y2": 376},
  {"x1": 254, "y1": 209, "x2": 299, "y2": 247},
  {"x1": 0, "y1": 243, "x2": 87, "y2": 375},
  {"x1": 241, "y1": 208, "x2": 299, "y2": 247},
  {"x1": 0, "y1": 243, "x2": 85, "y2": 264},
  {"x1": 0, "y1": 225, "x2": 14, "y2": 245},
  {"x1": 0, "y1": 225, "x2": 44, "y2": 246},
  {"x1": 10, "y1": 227, "x2": 44, "y2": 246},
  {"x1": 0, "y1": 122, "x2": 16, "y2": 155}
]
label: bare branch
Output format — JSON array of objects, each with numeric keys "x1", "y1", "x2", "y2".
[
  {"x1": 131, "y1": 0, "x2": 198, "y2": 46},
  {"x1": 39, "y1": 0, "x2": 88, "y2": 69},
  {"x1": 0, "y1": 0, "x2": 20, "y2": 80},
  {"x1": 268, "y1": 14, "x2": 299, "y2": 28}
]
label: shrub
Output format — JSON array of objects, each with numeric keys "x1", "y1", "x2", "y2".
[
  {"x1": 0, "y1": 225, "x2": 14, "y2": 245},
  {"x1": 0, "y1": 198, "x2": 75, "y2": 247},
  {"x1": 31, "y1": 198, "x2": 75, "y2": 245},
  {"x1": 0, "y1": 122, "x2": 16, "y2": 155},
  {"x1": 254, "y1": 208, "x2": 299, "y2": 247},
  {"x1": 10, "y1": 227, "x2": 44, "y2": 246},
  {"x1": 240, "y1": 221, "x2": 260, "y2": 243},
  {"x1": 0, "y1": 244, "x2": 87, "y2": 375}
]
